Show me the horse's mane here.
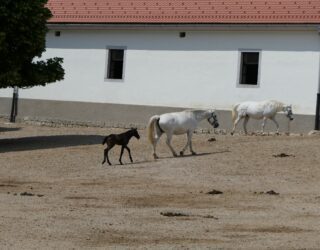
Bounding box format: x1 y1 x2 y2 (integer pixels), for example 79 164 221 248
267 100 285 112
183 109 212 119
184 109 206 113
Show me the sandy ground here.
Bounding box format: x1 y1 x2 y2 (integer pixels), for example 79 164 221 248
0 119 320 249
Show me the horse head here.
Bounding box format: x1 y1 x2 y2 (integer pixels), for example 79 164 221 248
207 110 219 128
284 105 294 121
131 127 141 139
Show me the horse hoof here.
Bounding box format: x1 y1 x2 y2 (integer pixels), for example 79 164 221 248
191 152 197 155
153 153 159 159
180 151 184 156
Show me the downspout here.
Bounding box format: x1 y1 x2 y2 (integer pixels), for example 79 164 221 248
316 87 320 130
315 28 320 130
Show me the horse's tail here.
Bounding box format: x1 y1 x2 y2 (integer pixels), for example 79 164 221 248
147 115 160 145
232 103 240 122
102 135 109 145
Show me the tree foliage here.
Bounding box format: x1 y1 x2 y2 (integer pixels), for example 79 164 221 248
0 0 64 88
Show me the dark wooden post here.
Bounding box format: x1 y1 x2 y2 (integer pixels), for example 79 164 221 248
10 86 19 123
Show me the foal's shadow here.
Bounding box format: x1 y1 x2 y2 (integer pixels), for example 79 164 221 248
105 159 151 167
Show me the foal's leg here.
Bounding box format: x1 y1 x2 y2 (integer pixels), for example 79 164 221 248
125 146 133 163
243 116 249 135
165 132 178 157
119 146 125 165
102 145 114 165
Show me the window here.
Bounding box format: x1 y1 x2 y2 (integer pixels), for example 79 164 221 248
107 49 124 80
239 52 260 85
179 32 186 38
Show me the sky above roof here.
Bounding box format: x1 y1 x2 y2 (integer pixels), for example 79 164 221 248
47 0 320 24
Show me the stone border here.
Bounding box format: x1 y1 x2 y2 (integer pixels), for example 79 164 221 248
0 115 227 135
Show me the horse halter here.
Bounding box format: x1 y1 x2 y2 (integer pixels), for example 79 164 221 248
207 112 219 128
284 106 294 121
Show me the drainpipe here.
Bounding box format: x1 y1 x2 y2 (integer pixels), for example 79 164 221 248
316 93 320 130
10 86 19 123
315 52 320 129
316 30 320 130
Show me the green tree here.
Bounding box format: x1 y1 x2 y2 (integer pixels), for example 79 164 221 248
0 0 64 88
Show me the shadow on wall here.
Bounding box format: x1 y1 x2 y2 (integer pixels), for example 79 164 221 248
47 30 320 52
0 135 104 153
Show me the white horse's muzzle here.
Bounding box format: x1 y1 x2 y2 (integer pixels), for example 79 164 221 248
208 117 219 128
287 113 294 121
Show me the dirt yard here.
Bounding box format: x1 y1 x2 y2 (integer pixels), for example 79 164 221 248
0 119 320 249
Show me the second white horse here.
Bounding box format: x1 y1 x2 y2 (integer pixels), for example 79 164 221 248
231 100 293 135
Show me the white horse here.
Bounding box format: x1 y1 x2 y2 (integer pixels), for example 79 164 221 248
147 109 219 159
231 100 293 135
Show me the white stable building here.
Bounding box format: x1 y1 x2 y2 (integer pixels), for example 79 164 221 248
1 0 320 132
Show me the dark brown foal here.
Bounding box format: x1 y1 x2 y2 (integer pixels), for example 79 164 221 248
102 128 140 165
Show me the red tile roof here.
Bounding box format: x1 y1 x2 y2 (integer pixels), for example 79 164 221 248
47 0 320 24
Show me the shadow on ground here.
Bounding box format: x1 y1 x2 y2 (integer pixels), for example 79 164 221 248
0 135 104 153
160 150 231 159
0 127 21 133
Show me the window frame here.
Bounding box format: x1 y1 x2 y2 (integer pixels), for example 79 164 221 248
105 46 127 82
237 49 262 88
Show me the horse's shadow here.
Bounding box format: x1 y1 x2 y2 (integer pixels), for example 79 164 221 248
159 150 231 159
101 152 231 167
118 151 231 165
0 135 105 153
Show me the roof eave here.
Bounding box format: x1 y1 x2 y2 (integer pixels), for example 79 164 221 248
47 22 320 31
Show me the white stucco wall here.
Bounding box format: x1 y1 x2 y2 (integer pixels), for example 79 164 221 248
1 28 319 114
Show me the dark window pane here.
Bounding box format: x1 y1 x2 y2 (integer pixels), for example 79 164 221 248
243 53 259 64
107 49 124 79
240 52 259 85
